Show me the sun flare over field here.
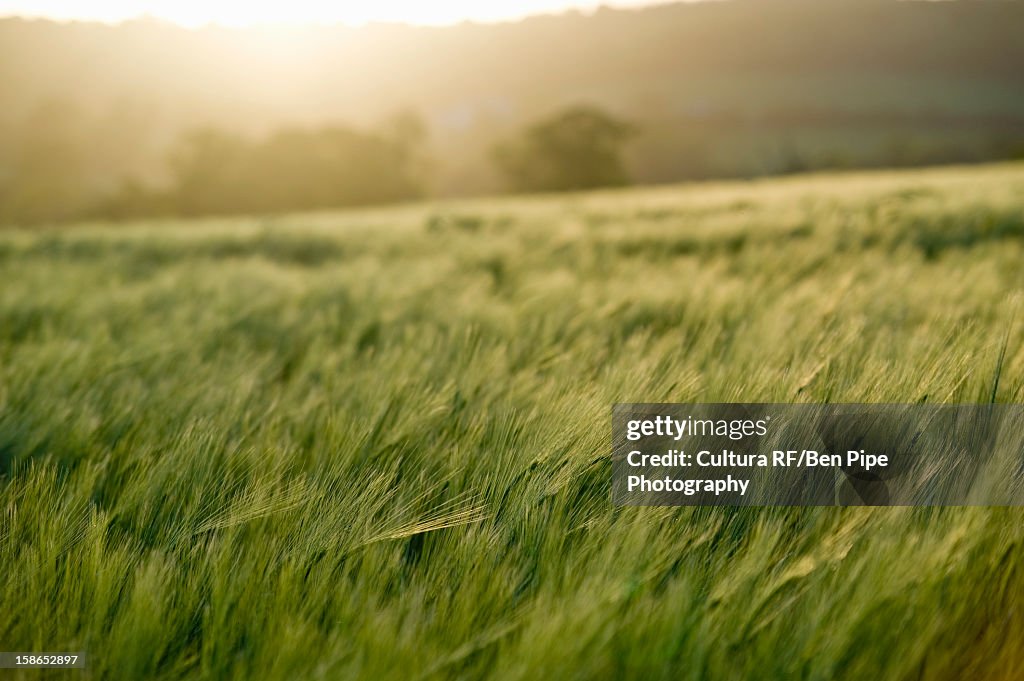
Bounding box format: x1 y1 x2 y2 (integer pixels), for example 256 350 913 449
0 0 659 26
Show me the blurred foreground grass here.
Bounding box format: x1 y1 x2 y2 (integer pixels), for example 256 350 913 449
2 163 1024 679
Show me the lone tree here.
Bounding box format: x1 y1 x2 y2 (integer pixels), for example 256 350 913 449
493 105 636 193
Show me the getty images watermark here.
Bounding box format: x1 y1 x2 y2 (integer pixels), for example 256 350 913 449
613 404 1024 506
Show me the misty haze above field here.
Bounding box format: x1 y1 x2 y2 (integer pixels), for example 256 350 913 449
1 0 1023 206
0 0 667 27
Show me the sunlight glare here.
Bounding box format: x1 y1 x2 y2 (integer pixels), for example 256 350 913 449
0 0 659 27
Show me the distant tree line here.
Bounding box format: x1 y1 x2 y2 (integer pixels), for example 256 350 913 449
96 111 430 221
0 102 638 225
4 92 1024 226
0 103 427 224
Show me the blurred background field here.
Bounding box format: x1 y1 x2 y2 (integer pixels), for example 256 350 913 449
2 0 1024 224
1 162 1023 679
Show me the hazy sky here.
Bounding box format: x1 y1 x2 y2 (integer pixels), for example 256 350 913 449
0 0 668 27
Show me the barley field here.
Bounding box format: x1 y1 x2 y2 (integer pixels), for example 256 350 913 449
2 163 1024 679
